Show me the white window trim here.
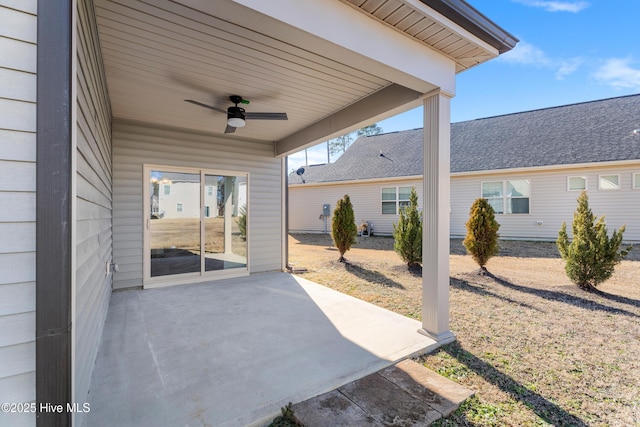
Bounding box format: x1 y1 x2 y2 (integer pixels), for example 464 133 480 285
567 176 587 191
598 174 621 190
163 184 171 195
633 173 640 190
176 202 183 212
381 186 412 215
481 179 531 215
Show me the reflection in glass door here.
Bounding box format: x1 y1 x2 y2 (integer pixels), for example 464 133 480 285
147 167 247 280
149 171 201 277
204 175 247 272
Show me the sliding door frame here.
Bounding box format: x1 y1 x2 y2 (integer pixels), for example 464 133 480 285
142 164 249 288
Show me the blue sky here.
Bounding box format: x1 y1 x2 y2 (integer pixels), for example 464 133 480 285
288 0 640 171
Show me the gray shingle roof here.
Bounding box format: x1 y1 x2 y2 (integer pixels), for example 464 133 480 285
289 94 640 184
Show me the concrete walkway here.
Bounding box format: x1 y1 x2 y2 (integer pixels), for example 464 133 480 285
86 272 442 426
293 359 473 426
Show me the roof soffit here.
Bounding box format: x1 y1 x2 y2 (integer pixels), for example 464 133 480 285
340 0 517 72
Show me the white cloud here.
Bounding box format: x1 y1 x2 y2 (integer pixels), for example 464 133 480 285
514 0 590 12
555 58 583 80
498 41 581 79
499 41 551 66
593 58 640 90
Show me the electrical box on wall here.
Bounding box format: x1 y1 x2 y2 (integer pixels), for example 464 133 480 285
322 204 330 217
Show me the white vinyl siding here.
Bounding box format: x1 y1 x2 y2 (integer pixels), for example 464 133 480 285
568 176 586 191
599 174 620 190
0 2 37 426
75 1 113 424
451 166 640 242
112 120 282 290
291 166 640 242
289 179 422 235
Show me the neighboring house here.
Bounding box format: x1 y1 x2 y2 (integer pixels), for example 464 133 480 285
289 94 640 242
150 172 246 219
0 1 515 425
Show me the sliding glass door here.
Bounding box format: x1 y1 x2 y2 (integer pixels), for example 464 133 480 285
146 166 248 283
203 174 248 272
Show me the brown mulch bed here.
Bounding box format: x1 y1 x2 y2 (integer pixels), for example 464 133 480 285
288 234 640 427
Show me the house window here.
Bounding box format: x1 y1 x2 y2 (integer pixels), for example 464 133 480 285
482 180 530 214
163 184 171 195
634 173 640 189
381 186 412 214
176 202 183 212
207 186 214 196
599 174 620 190
568 176 586 191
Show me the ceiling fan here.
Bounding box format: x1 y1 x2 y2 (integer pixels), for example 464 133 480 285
184 95 288 133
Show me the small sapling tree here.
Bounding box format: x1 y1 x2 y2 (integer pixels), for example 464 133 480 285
392 187 422 268
331 195 358 262
557 191 631 291
236 204 247 241
463 198 500 272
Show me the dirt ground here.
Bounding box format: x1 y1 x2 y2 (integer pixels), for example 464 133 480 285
288 233 640 427
149 217 246 256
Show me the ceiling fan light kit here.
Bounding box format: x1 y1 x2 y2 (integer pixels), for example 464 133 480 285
227 106 246 128
185 95 287 134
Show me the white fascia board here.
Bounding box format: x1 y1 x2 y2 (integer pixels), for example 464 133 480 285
289 175 423 188
403 0 499 57
179 0 457 94
451 159 640 178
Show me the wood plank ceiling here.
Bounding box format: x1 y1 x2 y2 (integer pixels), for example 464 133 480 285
94 0 391 142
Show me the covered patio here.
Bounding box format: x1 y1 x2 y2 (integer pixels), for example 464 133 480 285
85 272 438 426
24 1 515 425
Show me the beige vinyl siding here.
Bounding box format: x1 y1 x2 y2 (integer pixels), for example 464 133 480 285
451 165 640 242
0 1 37 426
112 120 282 289
75 0 113 423
289 179 422 235
291 164 640 242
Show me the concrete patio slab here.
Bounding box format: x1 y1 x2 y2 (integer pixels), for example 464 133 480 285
85 272 439 426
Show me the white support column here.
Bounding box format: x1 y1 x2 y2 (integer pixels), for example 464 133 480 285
419 91 455 344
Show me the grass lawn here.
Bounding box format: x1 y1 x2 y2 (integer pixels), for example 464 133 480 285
288 234 640 426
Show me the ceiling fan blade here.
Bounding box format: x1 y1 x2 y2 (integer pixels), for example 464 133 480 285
224 124 237 134
184 99 226 114
245 112 288 120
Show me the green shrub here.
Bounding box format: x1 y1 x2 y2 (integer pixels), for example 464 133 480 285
268 403 304 427
463 198 500 270
557 191 631 290
331 195 358 262
392 187 422 268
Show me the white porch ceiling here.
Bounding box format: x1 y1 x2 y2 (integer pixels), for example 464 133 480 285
93 0 510 152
